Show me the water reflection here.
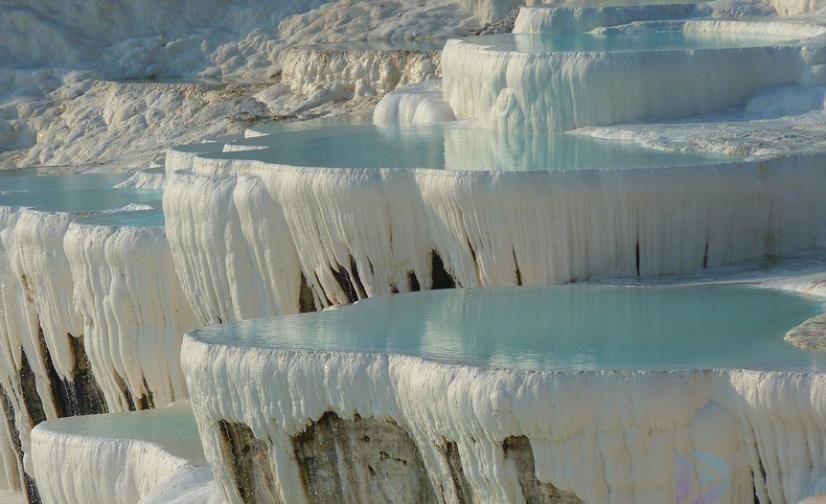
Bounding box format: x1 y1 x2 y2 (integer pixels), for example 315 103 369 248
210 121 729 172
195 284 826 372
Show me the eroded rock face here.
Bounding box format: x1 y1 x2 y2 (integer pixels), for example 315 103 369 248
218 421 279 504
502 436 583 504
10 333 107 504
0 385 38 504
59 334 108 418
210 413 590 504
291 412 437 504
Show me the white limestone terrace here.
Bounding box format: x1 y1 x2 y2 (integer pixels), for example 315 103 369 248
30 402 221 504
162 115 826 325
574 82 826 158
373 80 458 125
512 1 714 34
4 0 826 173
8 253 825 504
182 281 826 503
464 0 826 24
443 17 826 132
439 4 826 159
0 170 195 500
9 1 826 503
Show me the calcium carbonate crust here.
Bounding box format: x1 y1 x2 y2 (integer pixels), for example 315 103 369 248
0 206 196 498
164 147 826 326
29 404 222 504
442 19 826 132
373 81 457 125
281 45 442 98
182 330 826 504
512 3 711 35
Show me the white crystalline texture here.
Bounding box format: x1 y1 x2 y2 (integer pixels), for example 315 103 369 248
489 0 826 19
0 206 196 498
9 0 826 502
458 0 826 27
0 209 39 486
0 421 20 496
164 141 228 178
182 333 826 504
32 423 191 504
63 224 195 410
4 81 277 171
513 3 710 34
460 0 522 24
114 171 165 191
1 209 195 412
30 403 222 504
785 313 826 351
9 211 82 381
769 0 826 15
442 30 816 131
373 81 456 125
281 45 441 98
577 82 826 159
164 153 826 322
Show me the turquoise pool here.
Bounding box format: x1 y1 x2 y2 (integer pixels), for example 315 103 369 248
192 284 826 372
215 120 730 171
0 171 163 226
38 405 201 461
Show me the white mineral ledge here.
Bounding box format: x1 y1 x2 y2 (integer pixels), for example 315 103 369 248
787 313 826 352
30 402 223 504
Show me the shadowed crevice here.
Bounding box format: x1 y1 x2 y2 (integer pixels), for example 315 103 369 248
330 257 365 304
114 373 136 411
0 383 40 504
19 349 46 426
407 271 421 292
138 377 154 411
299 273 318 313
703 240 709 270
62 334 108 416
349 256 367 299
431 251 455 290
27 326 108 419
443 440 475 504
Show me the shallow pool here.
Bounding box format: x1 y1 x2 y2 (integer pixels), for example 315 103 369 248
0 171 163 226
216 120 730 171
39 404 201 461
193 284 826 372
76 208 164 227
